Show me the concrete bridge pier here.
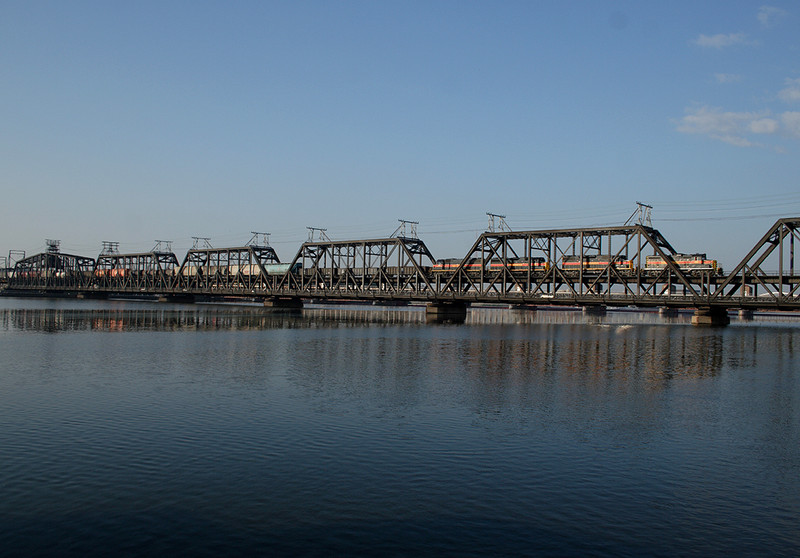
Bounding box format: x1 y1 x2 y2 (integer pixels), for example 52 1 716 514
426 302 467 323
691 307 730 327
158 294 196 303
738 309 754 321
659 307 679 317
582 305 607 316
77 292 108 300
263 297 303 311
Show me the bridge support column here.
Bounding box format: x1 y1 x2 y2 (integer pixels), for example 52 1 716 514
263 297 303 311
738 309 754 321
691 307 730 327
77 292 108 300
158 294 196 303
659 307 679 317
582 305 606 316
426 302 467 323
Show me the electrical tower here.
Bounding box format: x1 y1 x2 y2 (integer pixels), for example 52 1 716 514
8 250 25 267
46 239 61 253
487 213 511 233
192 237 213 249
248 231 271 247
625 202 653 227
391 219 419 239
101 241 120 255
307 227 330 242
153 240 173 253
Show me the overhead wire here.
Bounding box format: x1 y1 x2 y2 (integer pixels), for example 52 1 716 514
10 192 800 258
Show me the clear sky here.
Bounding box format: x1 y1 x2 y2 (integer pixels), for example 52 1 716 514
2 1 799 268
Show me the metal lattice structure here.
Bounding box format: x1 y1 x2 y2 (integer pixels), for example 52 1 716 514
3 218 800 316
9 251 95 290
175 245 281 293
277 236 437 299
711 217 799 309
437 225 719 306
93 251 181 292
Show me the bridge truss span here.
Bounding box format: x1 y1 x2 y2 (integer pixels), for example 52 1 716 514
93 251 181 292
176 245 281 293
10 251 95 290
711 217 800 309
438 225 717 305
5 217 800 314
277 236 438 299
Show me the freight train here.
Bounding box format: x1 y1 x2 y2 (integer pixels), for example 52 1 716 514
91 262 302 279
10 252 722 286
431 257 549 272
429 253 721 276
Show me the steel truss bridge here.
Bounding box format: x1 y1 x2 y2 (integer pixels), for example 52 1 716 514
4 217 800 325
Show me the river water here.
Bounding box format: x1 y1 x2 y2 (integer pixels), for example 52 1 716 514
1 297 798 557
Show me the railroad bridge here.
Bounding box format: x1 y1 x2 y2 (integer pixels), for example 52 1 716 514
4 217 800 326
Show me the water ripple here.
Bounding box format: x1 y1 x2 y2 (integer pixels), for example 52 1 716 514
1 299 799 556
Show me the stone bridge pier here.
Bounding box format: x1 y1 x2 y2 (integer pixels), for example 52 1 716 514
691 307 731 326
425 301 467 323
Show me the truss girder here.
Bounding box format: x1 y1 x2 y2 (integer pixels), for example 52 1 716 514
176 246 280 293
277 237 437 298
4 220 800 310
93 252 180 292
711 218 800 306
9 252 95 290
438 225 705 302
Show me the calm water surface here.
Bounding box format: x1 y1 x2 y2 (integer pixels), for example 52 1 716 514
1 298 799 557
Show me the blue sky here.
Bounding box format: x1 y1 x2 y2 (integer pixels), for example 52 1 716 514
2 1 799 268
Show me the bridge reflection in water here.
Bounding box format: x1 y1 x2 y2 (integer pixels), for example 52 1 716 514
3 302 798 385
5 302 800 331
